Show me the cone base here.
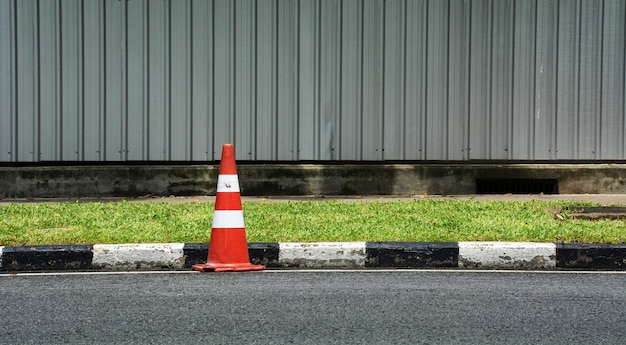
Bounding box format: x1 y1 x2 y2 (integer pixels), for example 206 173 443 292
192 262 266 272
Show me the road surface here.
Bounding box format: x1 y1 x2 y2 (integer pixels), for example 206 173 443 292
1 270 625 344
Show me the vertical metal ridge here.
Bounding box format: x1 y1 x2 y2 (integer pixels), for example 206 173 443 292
124 0 129 161
423 0 429 159
379 0 384 160
292 0 299 160
597 0 604 158
464 0 471 160
359 0 364 161
620 0 626 159
595 0 603 158
295 0 300 160
36 0 41 162
575 0 582 157
402 0 408 160
249 0 256 160
420 0 427 159
13 0 18 162
552 0 560 159
145 0 151 161
210 0 215 159
189 0 193 160
232 0 237 149
336 0 343 160
78 0 84 161
445 0 451 161
80 0 85 161
253 0 258 160
58 0 64 161
509 0 516 159
3 0 17 162
487 0 493 158
101 0 106 160
274 0 279 160
380 0 386 160
532 0 538 159
315 0 320 160
167 0 172 160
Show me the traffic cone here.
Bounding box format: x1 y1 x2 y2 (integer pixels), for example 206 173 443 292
192 144 266 272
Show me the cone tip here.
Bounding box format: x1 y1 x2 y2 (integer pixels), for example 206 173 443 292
219 144 237 175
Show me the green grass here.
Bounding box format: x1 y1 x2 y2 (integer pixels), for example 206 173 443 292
1 200 625 246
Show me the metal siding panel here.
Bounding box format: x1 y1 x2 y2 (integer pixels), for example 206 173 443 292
255 0 277 160
600 0 625 159
382 0 405 160
426 0 448 160
404 0 427 160
511 0 536 160
339 0 362 160
447 0 470 161
277 0 297 160
170 0 191 160
468 0 491 160
234 0 256 161
127 0 149 161
298 0 318 160
578 0 602 159
361 0 383 160
16 0 38 162
319 0 339 160
104 0 126 161
83 1 104 161
0 0 16 162
555 0 580 160
60 0 82 161
490 0 514 160
213 0 234 160
148 0 169 160
3 0 626 164
191 0 213 161
38 0 61 161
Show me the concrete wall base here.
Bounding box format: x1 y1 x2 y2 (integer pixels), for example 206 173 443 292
1 163 625 198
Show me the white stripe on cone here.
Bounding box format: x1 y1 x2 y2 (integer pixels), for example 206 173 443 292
216 174 240 192
212 210 245 228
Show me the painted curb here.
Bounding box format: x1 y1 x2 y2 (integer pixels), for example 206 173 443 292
279 242 367 268
458 242 556 269
92 243 185 270
0 242 625 272
365 242 459 268
0 245 93 271
556 243 626 270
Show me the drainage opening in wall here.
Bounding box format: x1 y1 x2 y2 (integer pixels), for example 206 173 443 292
476 179 559 194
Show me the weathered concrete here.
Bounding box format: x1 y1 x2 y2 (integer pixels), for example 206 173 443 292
0 245 93 271
1 163 625 198
91 243 186 270
278 242 367 268
458 242 557 269
365 242 459 268
556 243 626 270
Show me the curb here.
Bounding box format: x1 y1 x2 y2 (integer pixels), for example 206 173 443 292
1 242 626 272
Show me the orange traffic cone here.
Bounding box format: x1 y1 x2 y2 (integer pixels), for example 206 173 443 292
192 144 266 272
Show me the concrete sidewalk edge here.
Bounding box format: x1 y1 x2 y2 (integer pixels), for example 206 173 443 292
2 242 626 272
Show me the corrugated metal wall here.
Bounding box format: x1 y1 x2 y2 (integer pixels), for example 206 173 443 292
1 0 625 162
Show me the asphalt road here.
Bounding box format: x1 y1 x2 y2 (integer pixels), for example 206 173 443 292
1 270 625 345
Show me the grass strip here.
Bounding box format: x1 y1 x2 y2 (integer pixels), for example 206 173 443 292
1 200 625 246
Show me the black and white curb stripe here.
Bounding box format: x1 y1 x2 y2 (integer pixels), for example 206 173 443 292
1 242 626 272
